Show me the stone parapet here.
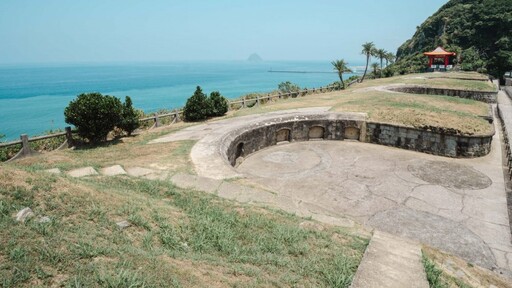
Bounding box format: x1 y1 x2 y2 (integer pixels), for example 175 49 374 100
365 122 494 157
387 85 497 103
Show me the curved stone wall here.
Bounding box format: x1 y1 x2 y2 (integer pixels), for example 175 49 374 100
366 122 494 157
219 112 495 167
387 85 497 103
220 113 366 166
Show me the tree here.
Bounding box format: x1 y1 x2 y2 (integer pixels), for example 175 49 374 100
208 91 229 117
376 48 387 77
183 86 211 121
64 92 123 144
118 96 140 136
361 42 376 82
371 63 380 77
385 52 395 66
331 59 353 89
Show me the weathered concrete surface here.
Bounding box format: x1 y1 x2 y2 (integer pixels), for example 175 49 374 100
153 106 512 276
350 230 429 288
237 137 512 275
101 165 127 176
45 168 61 174
125 167 156 177
171 173 222 194
67 167 98 178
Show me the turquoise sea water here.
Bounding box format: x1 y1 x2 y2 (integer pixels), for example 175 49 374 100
0 61 358 141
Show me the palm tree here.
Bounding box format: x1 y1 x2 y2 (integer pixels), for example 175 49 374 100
376 49 387 77
385 52 395 67
371 62 380 78
331 59 352 89
361 42 376 83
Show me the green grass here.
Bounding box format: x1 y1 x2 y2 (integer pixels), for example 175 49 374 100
0 167 368 287
422 252 473 288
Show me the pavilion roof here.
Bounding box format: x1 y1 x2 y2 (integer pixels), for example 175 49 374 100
423 46 456 56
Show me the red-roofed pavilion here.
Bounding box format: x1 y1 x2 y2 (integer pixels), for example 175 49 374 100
424 47 456 69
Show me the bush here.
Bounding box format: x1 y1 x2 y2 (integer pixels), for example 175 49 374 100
184 86 211 122
208 91 228 117
64 92 123 143
278 81 301 94
382 66 395 78
118 96 140 136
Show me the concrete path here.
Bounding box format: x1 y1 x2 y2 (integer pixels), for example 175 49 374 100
350 230 429 288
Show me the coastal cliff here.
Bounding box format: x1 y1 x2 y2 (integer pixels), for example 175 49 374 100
394 0 512 81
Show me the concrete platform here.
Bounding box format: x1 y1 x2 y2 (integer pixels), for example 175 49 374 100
153 107 512 277
237 137 512 275
350 230 429 288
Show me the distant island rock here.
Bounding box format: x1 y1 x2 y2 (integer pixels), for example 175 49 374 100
247 53 263 62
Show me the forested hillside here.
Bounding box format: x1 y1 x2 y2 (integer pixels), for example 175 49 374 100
394 0 512 82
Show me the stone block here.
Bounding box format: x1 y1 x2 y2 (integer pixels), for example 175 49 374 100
68 167 98 178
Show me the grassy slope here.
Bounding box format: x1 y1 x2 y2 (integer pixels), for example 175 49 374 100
0 126 368 287
232 72 493 135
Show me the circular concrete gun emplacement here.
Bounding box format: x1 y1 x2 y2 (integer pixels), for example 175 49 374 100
151 108 511 276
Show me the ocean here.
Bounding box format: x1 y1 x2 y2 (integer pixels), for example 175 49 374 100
0 61 360 141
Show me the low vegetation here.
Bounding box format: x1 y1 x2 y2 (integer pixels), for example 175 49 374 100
422 247 512 288
64 93 140 144
0 125 368 287
183 86 229 121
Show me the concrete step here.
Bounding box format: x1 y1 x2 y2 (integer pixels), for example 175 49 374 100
350 230 429 288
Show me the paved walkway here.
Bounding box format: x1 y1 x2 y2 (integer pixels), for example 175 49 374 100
350 231 429 288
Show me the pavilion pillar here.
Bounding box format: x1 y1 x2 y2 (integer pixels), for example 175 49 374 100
444 56 449 66
428 57 433 67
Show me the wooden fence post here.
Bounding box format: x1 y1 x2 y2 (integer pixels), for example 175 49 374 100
256 96 260 106
154 116 160 128
65 126 73 147
242 97 246 108
175 110 181 122
20 134 31 157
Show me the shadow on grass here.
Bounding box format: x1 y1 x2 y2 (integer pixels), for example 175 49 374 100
72 137 124 151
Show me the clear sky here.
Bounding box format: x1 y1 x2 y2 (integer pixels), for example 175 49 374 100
0 0 448 64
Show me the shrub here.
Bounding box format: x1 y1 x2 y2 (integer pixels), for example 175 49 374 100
208 91 228 117
118 96 140 136
64 92 123 143
278 81 301 94
183 86 211 122
382 66 395 78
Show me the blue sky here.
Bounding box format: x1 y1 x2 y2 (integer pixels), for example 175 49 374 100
0 0 448 64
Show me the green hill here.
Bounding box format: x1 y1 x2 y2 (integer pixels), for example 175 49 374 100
394 0 512 82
